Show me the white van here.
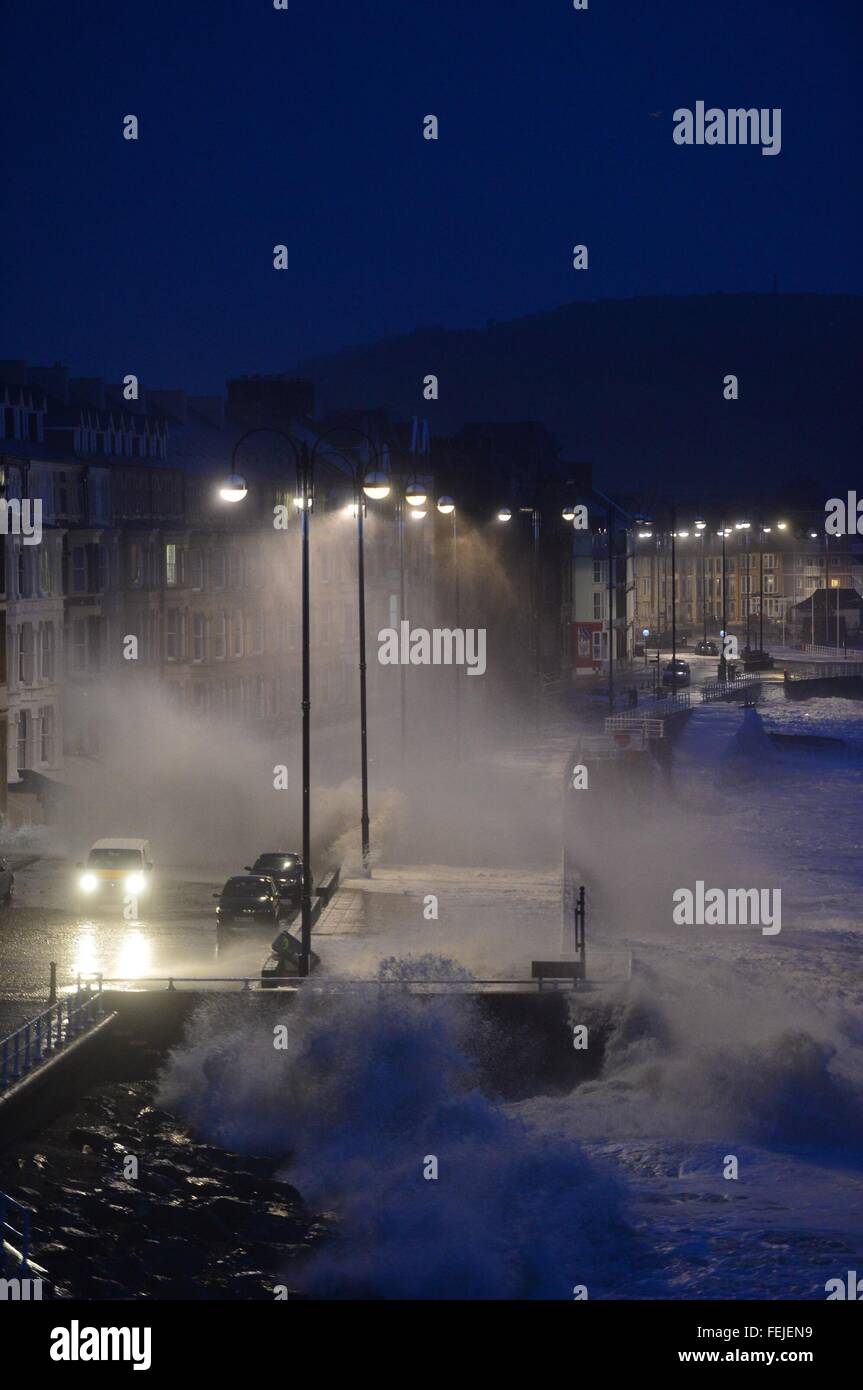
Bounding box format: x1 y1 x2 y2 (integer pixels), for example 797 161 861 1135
77 838 154 900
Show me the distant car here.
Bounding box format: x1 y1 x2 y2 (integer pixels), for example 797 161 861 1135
76 838 154 902
244 853 307 906
214 875 281 926
694 639 718 656
0 857 14 908
662 658 691 688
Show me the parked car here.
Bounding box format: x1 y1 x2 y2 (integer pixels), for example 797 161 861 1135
662 658 691 688
694 638 719 656
76 838 154 902
244 852 307 906
214 875 281 926
0 857 14 908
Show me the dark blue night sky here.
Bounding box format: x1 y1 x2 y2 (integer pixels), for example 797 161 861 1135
2 1 860 392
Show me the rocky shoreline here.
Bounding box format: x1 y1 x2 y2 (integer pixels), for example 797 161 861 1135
0 1078 329 1299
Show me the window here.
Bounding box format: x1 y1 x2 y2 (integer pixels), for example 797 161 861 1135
211 546 225 589
97 545 109 592
41 623 55 681
232 615 243 658
214 613 227 660
54 472 69 514
40 546 52 595
229 548 242 589
593 592 603 620
166 608 186 661
17 548 31 598
40 706 55 763
72 547 87 593
17 711 29 773
189 548 204 590
192 613 205 663
764 553 775 570
251 611 264 655
764 575 776 595
129 543 143 587
18 622 34 684
165 543 178 587
71 619 87 672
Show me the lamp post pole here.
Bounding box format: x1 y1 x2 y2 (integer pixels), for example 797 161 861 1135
701 531 708 642
607 512 614 711
670 507 677 695
228 427 314 974
453 508 462 750
299 443 313 969
759 522 765 653
718 520 728 682
313 427 385 876
399 491 408 773
356 486 371 871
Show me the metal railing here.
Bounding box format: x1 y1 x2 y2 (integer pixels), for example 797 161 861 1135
76 974 585 994
0 980 105 1093
604 714 665 739
647 691 691 715
802 643 861 661
701 673 763 702
785 662 863 682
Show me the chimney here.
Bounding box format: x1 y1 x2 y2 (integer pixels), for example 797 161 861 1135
29 362 70 405
69 377 106 409
148 389 188 424
189 395 225 429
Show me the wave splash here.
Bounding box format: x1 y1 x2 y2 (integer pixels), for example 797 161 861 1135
157 962 641 1299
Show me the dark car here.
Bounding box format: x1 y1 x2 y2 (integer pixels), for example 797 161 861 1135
244 853 307 905
694 638 718 656
662 658 691 688
0 857 14 908
214 875 280 926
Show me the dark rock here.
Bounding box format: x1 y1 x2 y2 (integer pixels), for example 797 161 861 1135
67 1128 125 1156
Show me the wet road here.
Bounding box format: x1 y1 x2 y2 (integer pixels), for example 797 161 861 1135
0 859 289 1031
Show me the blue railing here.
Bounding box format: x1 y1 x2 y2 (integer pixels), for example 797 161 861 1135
0 980 105 1092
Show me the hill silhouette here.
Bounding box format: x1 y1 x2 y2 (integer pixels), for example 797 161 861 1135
296 294 861 501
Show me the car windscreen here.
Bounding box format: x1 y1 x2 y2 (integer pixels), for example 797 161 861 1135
87 849 143 869
224 878 271 896
254 856 299 871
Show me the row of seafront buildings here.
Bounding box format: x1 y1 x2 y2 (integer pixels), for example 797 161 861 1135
1 356 858 823
0 364 441 825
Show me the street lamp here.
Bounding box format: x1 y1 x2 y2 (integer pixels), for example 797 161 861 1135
405 482 427 508
314 427 390 876
436 496 461 749
223 427 314 976
219 475 248 503
497 507 512 522
363 471 391 501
